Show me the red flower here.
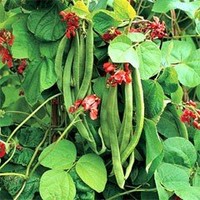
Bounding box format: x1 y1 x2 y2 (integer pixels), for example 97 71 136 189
147 17 167 39
69 94 101 120
103 62 116 73
0 29 14 46
180 100 200 130
102 28 121 42
60 11 79 39
0 47 13 68
107 69 132 86
0 140 6 158
69 99 82 113
17 59 27 74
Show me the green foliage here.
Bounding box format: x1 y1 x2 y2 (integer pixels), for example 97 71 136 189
0 0 200 199
75 153 107 193
39 140 77 170
39 170 76 200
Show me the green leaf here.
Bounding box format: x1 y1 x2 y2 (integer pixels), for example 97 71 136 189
22 57 57 105
192 168 200 187
152 0 200 18
0 3 6 23
144 119 163 172
2 85 21 108
142 80 165 120
17 127 44 148
108 34 139 68
175 186 200 200
0 111 13 127
137 41 162 80
39 140 77 170
27 4 65 41
4 0 21 11
69 168 95 200
75 153 107 193
11 15 40 60
194 131 200 151
92 77 107 99
156 163 190 191
175 63 200 87
39 170 76 200
163 137 197 168
93 10 121 34
171 84 183 104
158 67 179 94
196 84 200 101
157 110 180 138
127 32 146 43
113 0 136 20
39 41 59 58
11 148 34 166
72 1 90 18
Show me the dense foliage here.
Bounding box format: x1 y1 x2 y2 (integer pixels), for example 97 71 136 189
0 0 200 199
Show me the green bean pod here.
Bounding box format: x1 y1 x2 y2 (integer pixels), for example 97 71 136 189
121 68 144 164
107 86 125 189
100 87 111 148
119 81 133 153
76 21 94 100
72 31 80 96
63 39 92 142
55 36 70 91
78 32 86 86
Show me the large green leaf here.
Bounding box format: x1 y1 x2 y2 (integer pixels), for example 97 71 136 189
175 63 200 87
0 3 6 23
142 80 165 120
163 137 197 168
22 57 57 105
113 0 136 20
108 34 139 68
75 153 107 193
27 4 65 41
161 40 200 87
144 119 163 172
11 15 39 60
93 10 121 34
153 0 200 18
155 163 190 191
39 140 77 170
39 170 76 200
137 41 162 80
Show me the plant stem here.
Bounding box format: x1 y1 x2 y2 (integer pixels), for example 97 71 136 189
0 173 26 179
13 180 27 200
25 129 49 177
107 187 157 200
6 93 61 143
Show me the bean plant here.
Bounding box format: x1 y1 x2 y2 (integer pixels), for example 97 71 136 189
0 0 200 199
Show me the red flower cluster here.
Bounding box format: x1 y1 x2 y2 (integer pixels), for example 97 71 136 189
0 29 14 68
69 94 101 120
147 17 167 39
60 11 79 39
103 62 132 86
180 100 200 130
102 28 121 42
130 17 166 40
0 140 6 158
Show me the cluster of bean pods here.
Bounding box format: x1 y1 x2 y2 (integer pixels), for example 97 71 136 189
55 19 145 188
